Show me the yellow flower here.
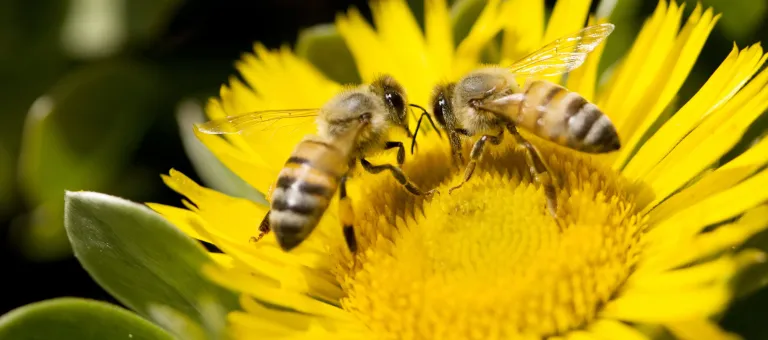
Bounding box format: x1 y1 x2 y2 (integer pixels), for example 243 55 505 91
149 0 768 339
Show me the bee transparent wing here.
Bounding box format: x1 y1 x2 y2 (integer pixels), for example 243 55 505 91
508 23 615 77
195 108 320 135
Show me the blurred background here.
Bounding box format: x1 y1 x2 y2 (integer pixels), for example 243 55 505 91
1 0 767 338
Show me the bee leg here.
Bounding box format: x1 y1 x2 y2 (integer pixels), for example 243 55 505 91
409 106 443 154
384 141 406 166
450 134 465 166
360 158 439 198
249 211 272 244
338 175 358 253
448 131 503 194
506 124 562 227
450 130 468 166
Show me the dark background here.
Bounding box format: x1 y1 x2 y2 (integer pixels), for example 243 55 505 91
2 0 767 338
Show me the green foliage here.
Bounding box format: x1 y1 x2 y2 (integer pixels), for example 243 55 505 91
13 61 164 260
61 0 183 59
18 62 162 206
0 145 12 214
296 24 361 85
0 0 192 261
0 0 69 214
64 191 239 337
688 0 766 42
0 298 173 340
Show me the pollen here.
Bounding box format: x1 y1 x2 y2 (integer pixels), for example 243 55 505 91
333 138 645 339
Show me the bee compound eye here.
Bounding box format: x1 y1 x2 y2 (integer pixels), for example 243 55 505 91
432 92 448 128
385 91 406 120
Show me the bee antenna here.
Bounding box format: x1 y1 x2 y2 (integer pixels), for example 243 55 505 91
408 104 443 155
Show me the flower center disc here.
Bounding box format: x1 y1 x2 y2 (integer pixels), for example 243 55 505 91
335 139 645 339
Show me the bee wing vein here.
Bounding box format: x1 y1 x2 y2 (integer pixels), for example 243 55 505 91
196 109 320 134
508 23 615 77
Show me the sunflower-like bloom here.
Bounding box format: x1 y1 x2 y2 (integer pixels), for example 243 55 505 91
150 0 768 338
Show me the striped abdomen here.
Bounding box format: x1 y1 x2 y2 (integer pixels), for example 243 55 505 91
514 80 620 153
269 136 350 251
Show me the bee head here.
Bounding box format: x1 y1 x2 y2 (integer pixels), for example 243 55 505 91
319 90 379 138
371 74 408 128
430 83 455 130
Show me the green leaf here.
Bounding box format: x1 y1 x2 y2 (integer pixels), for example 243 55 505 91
176 99 266 205
295 23 360 84
64 191 239 335
0 298 173 340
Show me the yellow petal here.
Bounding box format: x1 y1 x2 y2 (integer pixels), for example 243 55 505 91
425 0 453 76
370 0 428 74
453 0 511 78
612 4 720 170
336 8 396 83
209 252 235 269
648 135 768 222
238 294 316 331
238 45 340 108
542 0 591 44
146 203 210 243
202 263 351 320
628 250 766 292
665 319 742 340
567 16 609 102
221 76 261 114
234 48 341 168
193 128 277 195
160 169 268 243
643 68 768 206
623 44 767 179
601 286 730 322
227 310 365 340
565 330 600 340
500 0 545 63
587 320 650 340
227 310 303 338
644 168 768 251
539 0 591 84
640 207 768 272
202 98 259 158
598 0 679 133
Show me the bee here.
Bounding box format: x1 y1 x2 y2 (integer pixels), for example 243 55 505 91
423 23 620 220
197 75 439 253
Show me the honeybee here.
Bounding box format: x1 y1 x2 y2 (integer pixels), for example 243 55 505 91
197 75 439 253
425 23 620 220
